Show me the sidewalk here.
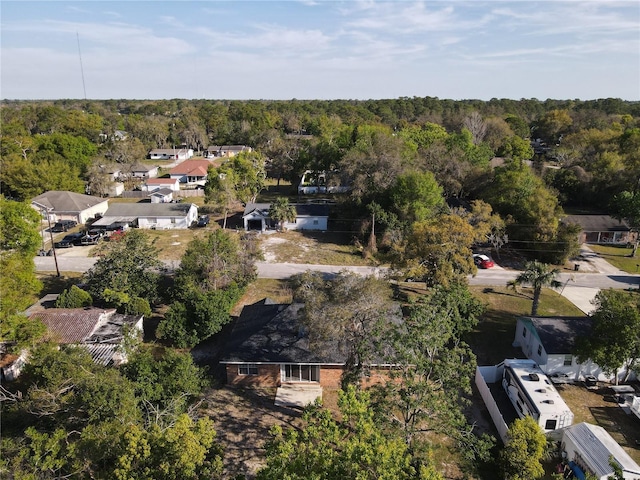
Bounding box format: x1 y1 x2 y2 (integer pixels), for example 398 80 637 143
559 245 627 314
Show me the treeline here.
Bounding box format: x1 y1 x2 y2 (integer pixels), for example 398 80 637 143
1 97 638 262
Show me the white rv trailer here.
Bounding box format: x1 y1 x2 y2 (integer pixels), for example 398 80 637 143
502 359 574 432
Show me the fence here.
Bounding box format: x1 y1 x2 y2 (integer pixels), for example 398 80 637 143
475 365 509 443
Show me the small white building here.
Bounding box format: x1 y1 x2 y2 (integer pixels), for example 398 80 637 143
149 148 194 160
562 422 640 480
513 316 636 383
243 202 329 232
130 164 159 179
92 203 198 230
143 178 181 192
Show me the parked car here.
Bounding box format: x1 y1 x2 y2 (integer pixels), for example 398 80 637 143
51 220 78 232
197 215 210 227
549 372 571 384
473 254 495 269
79 232 102 246
54 233 82 248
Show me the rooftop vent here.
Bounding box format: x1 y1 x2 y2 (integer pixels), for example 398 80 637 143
529 373 540 381
536 388 547 393
544 399 555 404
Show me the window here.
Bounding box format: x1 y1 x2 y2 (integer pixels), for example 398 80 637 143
313 219 318 225
522 328 527 337
238 364 258 375
564 355 572 366
282 364 320 382
537 345 542 356
545 419 557 430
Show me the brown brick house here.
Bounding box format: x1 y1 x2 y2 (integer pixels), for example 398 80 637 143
219 300 390 390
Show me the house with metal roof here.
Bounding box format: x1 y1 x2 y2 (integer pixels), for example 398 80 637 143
31 191 109 224
92 202 198 230
29 308 143 367
561 422 640 480
513 316 636 383
243 202 329 231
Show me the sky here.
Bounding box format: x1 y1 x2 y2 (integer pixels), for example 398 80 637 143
1 0 639 101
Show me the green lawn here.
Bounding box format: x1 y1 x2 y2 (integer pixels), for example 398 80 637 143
587 244 640 273
468 286 585 365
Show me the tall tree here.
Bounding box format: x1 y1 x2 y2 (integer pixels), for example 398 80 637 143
398 214 476 287
257 386 442 480
509 261 561 316
374 285 493 464
500 416 546 480
83 229 162 305
576 289 640 383
204 166 238 229
0 198 45 349
268 197 297 232
389 171 446 224
292 271 398 386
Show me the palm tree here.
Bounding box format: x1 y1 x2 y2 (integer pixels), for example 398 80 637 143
269 197 296 232
510 260 562 316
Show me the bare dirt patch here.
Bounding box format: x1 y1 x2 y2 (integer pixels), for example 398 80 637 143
201 387 304 479
259 230 376 266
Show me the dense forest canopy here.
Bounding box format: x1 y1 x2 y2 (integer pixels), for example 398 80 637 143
1 96 638 263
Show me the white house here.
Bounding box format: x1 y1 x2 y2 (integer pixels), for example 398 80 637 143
143 178 181 192
130 163 159 179
149 188 173 204
561 423 640 480
31 191 109 224
513 316 636 383
92 203 198 230
243 202 329 232
148 148 194 160
219 145 252 157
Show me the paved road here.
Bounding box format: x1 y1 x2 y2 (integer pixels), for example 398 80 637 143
34 255 639 290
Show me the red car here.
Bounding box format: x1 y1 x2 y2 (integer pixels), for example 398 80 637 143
473 254 495 269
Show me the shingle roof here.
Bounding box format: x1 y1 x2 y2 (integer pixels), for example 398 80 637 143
31 191 107 213
101 202 194 218
146 178 178 185
562 215 630 232
220 303 348 364
30 308 116 343
149 148 189 155
169 159 213 176
522 316 593 354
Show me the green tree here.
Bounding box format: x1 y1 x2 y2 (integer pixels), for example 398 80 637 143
228 151 267 204
55 285 93 308
509 261 561 316
399 214 476 287
389 171 446 224
204 166 238 229
374 285 493 464
268 197 297 231
611 190 640 256
83 229 162 304
292 271 397 386
0 198 45 348
576 289 640 383
257 386 441 480
501 416 546 480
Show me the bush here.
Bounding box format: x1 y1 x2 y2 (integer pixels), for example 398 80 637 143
124 297 152 317
55 285 93 308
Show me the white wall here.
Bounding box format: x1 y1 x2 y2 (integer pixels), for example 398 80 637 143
284 217 327 231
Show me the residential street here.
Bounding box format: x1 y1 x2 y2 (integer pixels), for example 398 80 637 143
34 251 639 315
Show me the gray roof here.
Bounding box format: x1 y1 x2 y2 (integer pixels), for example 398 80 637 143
243 202 329 218
32 191 107 213
220 302 348 364
101 202 194 218
562 215 630 232
521 316 593 354
149 188 173 196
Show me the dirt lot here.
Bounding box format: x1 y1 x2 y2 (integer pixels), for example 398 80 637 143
200 387 304 479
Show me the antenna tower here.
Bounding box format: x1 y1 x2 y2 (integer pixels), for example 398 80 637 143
77 32 87 100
